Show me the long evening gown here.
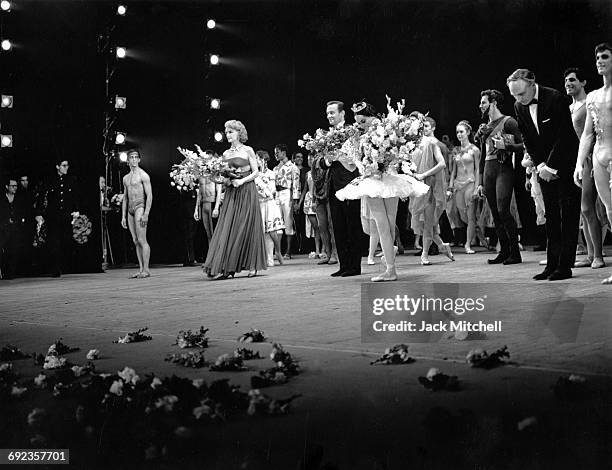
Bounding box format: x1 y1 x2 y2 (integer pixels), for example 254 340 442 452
203 148 267 276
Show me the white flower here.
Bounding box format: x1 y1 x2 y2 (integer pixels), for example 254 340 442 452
27 408 47 426
192 378 205 389
118 366 139 385
0 362 12 372
297 139 304 147
34 374 47 388
407 119 422 136
109 380 124 396
154 395 179 412
11 385 27 397
43 355 66 370
47 344 57 355
150 377 162 389
569 374 586 383
426 368 441 381
86 349 100 360
71 365 86 377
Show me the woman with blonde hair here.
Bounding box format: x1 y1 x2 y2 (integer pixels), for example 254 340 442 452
203 120 267 279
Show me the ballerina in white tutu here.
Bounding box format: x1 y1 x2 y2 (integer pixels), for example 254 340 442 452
336 101 429 281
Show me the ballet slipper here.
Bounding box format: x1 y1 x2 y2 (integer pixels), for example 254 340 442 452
591 258 605 269
465 244 476 254
367 257 376 265
371 267 398 282
420 254 432 266
137 271 150 278
441 243 455 261
602 275 612 285
129 272 142 279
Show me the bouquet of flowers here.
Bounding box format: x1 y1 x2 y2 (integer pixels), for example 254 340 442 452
298 125 360 159
113 327 152 344
110 193 124 208
171 145 235 190
298 128 329 155
71 213 92 245
357 95 425 176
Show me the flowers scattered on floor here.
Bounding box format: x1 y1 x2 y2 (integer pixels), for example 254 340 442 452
86 349 100 360
174 327 209 349
48 339 80 356
43 355 68 370
209 354 247 371
247 389 301 416
251 343 299 388
113 327 152 344
466 346 510 369
553 374 587 400
165 352 208 368
238 328 266 343
418 367 461 391
370 344 415 365
233 348 262 360
0 344 29 361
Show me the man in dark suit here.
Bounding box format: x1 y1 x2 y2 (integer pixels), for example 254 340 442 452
507 68 581 280
0 178 27 279
35 159 80 277
318 100 362 277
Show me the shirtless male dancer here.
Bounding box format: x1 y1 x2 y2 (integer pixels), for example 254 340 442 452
574 43 612 284
121 148 153 278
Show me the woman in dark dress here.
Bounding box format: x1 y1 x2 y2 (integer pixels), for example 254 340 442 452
203 120 267 279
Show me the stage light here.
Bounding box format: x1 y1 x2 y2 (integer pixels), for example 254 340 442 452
206 19 216 29
117 5 126 16
116 47 126 59
1 1 11 12
210 98 220 110
209 54 219 65
214 131 223 142
1 39 11 51
115 132 126 145
1 95 13 108
115 95 126 109
119 151 128 162
1 134 12 148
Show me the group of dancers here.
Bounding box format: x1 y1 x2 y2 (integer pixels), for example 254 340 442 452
192 42 611 284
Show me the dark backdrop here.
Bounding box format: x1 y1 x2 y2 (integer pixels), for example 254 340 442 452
0 0 610 266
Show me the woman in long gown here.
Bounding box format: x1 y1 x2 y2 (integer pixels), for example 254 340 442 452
203 120 267 279
336 102 429 281
409 111 455 265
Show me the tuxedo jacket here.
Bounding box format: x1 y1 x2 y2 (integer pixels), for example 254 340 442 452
513 85 578 177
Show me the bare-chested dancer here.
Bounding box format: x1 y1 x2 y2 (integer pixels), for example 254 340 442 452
574 43 612 284
121 148 153 278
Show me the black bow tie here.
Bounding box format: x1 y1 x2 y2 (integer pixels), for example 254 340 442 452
527 98 538 105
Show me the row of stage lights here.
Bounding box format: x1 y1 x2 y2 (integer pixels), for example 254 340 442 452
108 5 223 154
1 1 14 147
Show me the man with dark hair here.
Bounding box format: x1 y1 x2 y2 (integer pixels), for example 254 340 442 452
35 159 80 277
508 68 581 280
121 148 153 278
565 67 606 270
475 89 524 266
319 100 362 276
0 178 26 279
273 143 300 258
17 173 35 275
574 43 612 284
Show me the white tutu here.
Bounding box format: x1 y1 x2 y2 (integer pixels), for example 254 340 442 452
336 173 429 201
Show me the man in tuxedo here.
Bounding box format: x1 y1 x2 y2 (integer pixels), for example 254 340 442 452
318 100 361 277
507 68 581 280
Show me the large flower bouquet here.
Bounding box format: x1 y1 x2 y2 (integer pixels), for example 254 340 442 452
356 95 425 176
72 213 92 245
298 125 360 159
170 145 234 190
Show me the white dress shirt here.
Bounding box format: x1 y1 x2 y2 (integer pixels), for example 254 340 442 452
529 84 539 134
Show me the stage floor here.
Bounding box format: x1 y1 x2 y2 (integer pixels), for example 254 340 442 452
1 249 611 468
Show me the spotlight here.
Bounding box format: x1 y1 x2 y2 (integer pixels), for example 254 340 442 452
116 47 126 59
0 134 12 148
209 54 219 65
115 95 126 109
214 131 223 142
206 19 216 29
1 1 11 12
119 151 128 162
115 132 126 145
117 5 126 16
1 95 13 108
1 39 11 51
210 98 220 110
